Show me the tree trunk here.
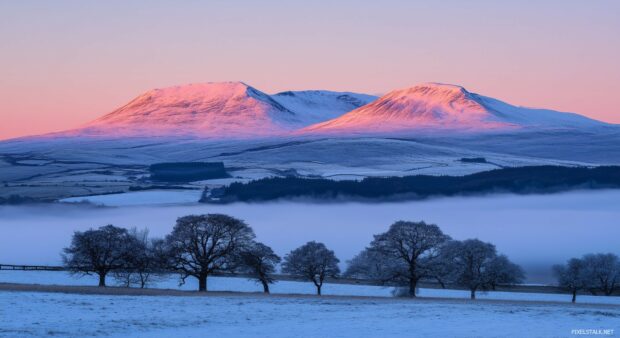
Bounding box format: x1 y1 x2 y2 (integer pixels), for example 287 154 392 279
261 280 270 294
572 290 577 303
408 278 417 297
98 272 106 287
316 284 322 296
198 274 208 292
470 289 476 300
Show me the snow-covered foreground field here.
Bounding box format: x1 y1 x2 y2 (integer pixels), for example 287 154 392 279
2 270 620 305
1 289 618 338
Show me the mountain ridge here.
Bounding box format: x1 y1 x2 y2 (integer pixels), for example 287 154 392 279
13 81 615 140
302 82 608 135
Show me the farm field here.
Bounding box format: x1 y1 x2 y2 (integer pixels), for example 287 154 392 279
1 284 618 338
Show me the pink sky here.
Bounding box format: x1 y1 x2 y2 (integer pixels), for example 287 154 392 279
1 1 619 140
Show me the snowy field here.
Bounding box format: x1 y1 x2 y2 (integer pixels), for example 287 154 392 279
2 270 620 305
1 288 618 338
4 132 618 201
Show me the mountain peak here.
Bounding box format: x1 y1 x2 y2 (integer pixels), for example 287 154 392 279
302 82 608 135
383 82 477 102
101 82 266 119
80 82 300 138
402 82 469 93
302 82 508 134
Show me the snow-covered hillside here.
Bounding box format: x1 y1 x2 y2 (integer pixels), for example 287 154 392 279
50 84 378 139
1 81 619 201
303 83 609 135
62 82 303 138
25 81 614 140
272 90 377 125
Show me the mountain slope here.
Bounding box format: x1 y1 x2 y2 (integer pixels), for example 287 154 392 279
303 83 608 135
272 90 377 125
57 84 378 139
70 82 302 138
15 81 613 141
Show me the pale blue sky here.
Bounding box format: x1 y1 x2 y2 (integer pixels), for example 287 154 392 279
1 0 619 138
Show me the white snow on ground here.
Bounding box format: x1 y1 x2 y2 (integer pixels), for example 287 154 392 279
2 271 620 305
0 289 618 338
60 189 203 206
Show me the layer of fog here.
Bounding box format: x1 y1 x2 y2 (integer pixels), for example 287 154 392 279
2 190 619 283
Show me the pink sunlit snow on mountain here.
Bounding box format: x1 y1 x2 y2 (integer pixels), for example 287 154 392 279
52 82 608 140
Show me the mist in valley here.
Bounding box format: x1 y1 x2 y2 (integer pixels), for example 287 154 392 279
2 189 619 284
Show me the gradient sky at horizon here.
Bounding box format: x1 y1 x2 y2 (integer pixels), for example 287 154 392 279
1 0 619 140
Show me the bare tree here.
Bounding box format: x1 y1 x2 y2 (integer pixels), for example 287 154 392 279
553 258 589 303
486 254 525 290
237 242 281 293
282 241 340 295
353 221 450 297
582 253 620 296
441 239 497 299
62 225 136 287
113 228 167 288
344 248 385 280
164 214 255 292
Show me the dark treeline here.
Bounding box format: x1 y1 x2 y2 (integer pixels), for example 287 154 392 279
203 166 620 203
60 215 619 302
0 194 45 205
150 162 228 182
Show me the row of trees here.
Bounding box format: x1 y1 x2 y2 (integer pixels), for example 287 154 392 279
64 215 273 292
63 215 526 298
62 214 340 294
344 221 524 299
553 253 620 303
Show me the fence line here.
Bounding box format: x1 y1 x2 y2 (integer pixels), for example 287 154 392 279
1 263 576 295
0 264 66 271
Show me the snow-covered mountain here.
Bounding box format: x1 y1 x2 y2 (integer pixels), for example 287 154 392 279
47 81 611 140
67 82 303 138
56 83 377 139
303 83 608 135
271 90 377 125
2 81 619 201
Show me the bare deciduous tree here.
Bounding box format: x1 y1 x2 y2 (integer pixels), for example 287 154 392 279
352 221 450 297
582 253 620 296
113 228 167 288
237 242 281 293
62 225 136 287
441 239 497 299
486 254 525 290
344 248 385 280
553 258 589 303
282 241 340 295
164 214 255 292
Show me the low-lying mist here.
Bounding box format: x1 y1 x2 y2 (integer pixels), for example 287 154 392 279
2 189 619 284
